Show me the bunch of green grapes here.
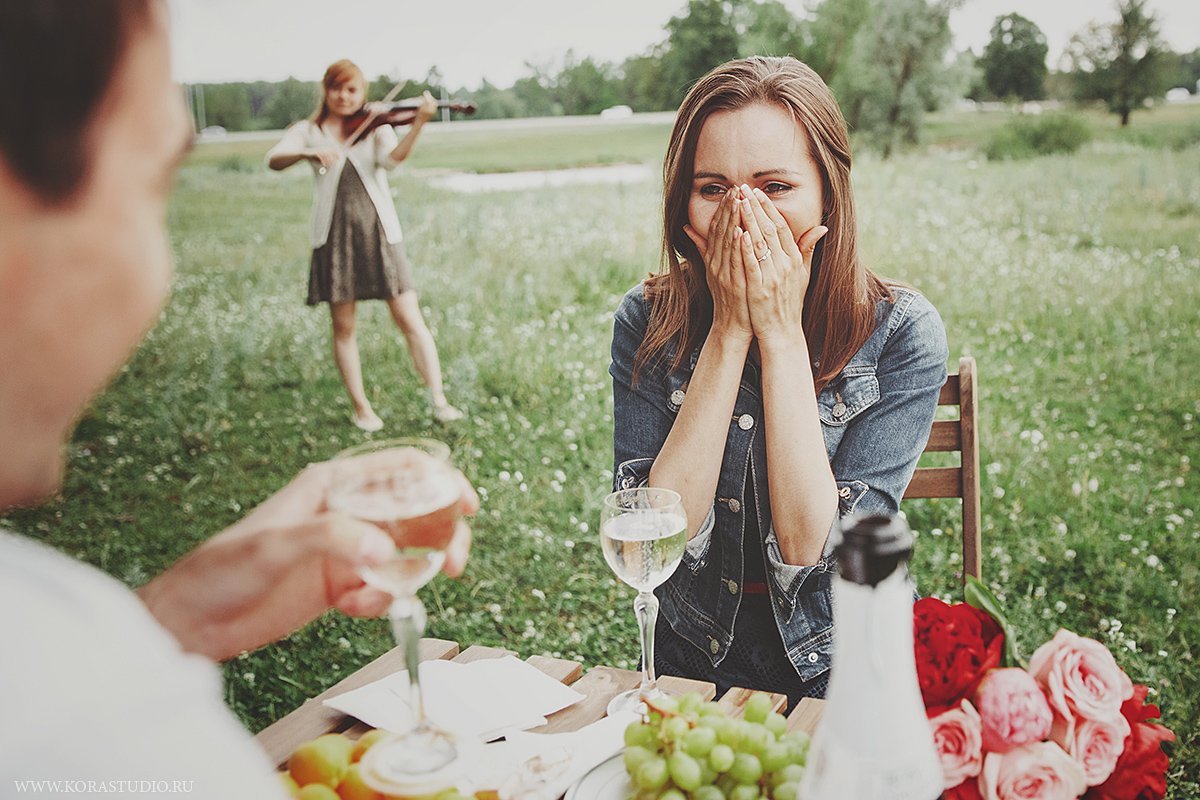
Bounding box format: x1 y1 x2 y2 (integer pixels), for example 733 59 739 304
622 692 809 800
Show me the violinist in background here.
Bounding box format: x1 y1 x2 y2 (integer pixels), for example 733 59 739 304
267 59 462 429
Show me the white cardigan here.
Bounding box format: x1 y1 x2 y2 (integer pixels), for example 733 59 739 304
266 119 405 248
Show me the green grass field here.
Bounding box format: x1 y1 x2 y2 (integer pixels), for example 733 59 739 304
5 104 1198 792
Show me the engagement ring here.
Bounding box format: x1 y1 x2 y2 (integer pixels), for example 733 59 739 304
757 252 770 262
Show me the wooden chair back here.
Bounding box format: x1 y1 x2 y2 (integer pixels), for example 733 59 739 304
904 356 982 584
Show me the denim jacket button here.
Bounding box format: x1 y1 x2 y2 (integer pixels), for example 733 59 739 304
727 580 738 594
727 498 741 513
709 638 720 654
832 402 847 417
808 652 819 663
738 414 754 430
670 389 686 406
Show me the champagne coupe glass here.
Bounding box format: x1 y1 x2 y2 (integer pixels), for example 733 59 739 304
328 438 462 775
600 487 687 715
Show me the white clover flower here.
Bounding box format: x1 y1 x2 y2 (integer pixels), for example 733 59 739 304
1064 549 1076 560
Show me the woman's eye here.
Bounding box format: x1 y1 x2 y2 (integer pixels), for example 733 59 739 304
699 184 728 198
763 182 791 195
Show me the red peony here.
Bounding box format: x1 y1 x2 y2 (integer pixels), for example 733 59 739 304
1083 684 1175 800
914 597 1005 716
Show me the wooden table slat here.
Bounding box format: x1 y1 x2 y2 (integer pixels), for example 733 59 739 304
785 697 824 735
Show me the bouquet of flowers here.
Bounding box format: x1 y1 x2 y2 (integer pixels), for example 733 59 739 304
913 578 1174 800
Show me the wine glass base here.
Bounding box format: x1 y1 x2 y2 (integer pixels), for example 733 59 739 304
606 686 674 717
358 727 481 796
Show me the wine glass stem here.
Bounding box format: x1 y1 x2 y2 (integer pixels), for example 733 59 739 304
634 590 660 697
391 594 431 731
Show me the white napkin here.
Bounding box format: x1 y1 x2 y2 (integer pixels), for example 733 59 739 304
324 656 585 742
466 710 638 799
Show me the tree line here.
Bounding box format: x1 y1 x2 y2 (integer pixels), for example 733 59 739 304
191 0 1199 151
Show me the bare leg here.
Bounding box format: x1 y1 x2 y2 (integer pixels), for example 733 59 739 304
385 292 460 419
330 301 382 430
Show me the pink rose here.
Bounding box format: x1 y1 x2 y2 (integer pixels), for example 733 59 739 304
1028 630 1133 739
1051 714 1129 786
974 668 1053 754
930 699 984 788
979 742 1086 800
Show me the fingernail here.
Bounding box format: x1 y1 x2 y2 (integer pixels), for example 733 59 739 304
357 531 395 564
753 187 767 201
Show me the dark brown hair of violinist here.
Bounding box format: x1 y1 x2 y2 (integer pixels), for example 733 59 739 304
0 0 155 205
634 56 892 395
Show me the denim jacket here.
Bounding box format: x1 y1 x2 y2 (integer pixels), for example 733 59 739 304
609 282 948 683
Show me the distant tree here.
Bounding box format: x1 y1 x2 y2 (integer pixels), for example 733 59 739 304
841 0 965 158
620 47 674 111
368 74 399 102
979 13 1048 101
555 52 621 115
805 0 871 82
264 77 318 129
245 81 274 124
468 79 525 119
512 68 558 117
201 83 251 130
1064 0 1169 125
1168 47 1200 93
660 0 741 103
736 0 808 60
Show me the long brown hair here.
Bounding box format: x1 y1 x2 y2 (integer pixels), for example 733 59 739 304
309 59 365 127
635 56 890 393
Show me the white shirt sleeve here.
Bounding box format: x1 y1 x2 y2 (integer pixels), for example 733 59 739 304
0 532 289 799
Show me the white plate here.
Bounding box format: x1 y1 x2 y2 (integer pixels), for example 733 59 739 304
565 753 631 800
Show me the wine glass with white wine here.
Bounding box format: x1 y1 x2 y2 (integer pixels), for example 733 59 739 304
600 487 687 715
327 438 464 782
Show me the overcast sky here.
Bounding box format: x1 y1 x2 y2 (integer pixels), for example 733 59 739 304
168 0 1200 89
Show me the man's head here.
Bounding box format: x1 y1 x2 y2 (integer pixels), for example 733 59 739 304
0 0 193 508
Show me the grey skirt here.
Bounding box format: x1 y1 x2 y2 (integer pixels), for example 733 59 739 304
307 165 414 306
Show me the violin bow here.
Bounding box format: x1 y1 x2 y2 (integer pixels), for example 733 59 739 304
319 79 409 174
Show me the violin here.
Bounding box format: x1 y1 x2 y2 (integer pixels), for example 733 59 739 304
341 98 477 144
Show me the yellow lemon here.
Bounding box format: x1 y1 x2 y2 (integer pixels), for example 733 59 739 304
289 733 354 787
351 729 391 763
296 784 341 800
336 762 384 800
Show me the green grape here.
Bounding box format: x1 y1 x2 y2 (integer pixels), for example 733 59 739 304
635 757 669 791
625 745 655 773
658 789 686 800
774 781 801 800
741 721 772 754
730 785 760 800
714 717 742 748
760 742 790 773
694 786 724 800
743 692 772 724
682 725 717 758
698 701 726 718
625 721 657 748
708 743 735 773
716 774 737 795
677 693 703 716
729 753 763 785
662 716 690 742
668 752 702 791
698 762 718 786
647 711 664 726
778 763 805 784
656 696 680 714
764 711 787 738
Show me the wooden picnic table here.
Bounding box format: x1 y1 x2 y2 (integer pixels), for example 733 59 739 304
254 638 825 770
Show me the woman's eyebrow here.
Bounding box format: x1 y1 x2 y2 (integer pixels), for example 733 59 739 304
692 171 727 181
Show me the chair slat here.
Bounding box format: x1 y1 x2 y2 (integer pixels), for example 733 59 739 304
904 467 963 498
923 421 962 452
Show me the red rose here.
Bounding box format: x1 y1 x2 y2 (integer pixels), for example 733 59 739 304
1083 684 1175 800
946 779 986 800
914 597 1005 716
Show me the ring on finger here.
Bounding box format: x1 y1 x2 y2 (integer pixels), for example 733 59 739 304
757 251 770 262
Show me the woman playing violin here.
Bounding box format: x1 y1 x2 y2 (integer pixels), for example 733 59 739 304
267 59 462 429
